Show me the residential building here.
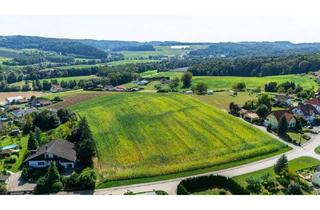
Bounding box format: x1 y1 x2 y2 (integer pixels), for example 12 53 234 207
274 94 292 106
25 140 76 170
305 98 320 113
50 84 62 93
264 110 296 129
30 97 52 107
291 104 318 124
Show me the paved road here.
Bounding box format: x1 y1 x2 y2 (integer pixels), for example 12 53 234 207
60 125 320 195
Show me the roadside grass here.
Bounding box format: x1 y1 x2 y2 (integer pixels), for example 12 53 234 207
69 92 288 182
233 156 320 187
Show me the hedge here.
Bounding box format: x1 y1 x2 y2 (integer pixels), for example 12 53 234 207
176 175 249 195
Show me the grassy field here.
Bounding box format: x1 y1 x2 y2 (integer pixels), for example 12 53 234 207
70 93 287 181
10 75 99 88
140 72 317 91
233 156 320 186
191 75 317 91
107 59 159 66
121 45 209 59
192 91 256 111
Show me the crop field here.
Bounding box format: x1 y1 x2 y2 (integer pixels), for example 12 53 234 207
193 91 256 111
107 59 159 66
121 45 209 59
70 93 287 181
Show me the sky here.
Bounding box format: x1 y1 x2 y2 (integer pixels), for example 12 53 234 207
1 15 320 43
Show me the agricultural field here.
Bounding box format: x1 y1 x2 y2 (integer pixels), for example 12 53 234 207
121 45 209 59
192 91 256 111
10 75 99 89
107 59 159 66
70 93 288 181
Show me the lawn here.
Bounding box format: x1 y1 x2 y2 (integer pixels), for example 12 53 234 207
70 93 288 181
233 156 320 187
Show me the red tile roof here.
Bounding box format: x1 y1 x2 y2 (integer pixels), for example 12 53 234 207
306 98 320 106
271 110 294 122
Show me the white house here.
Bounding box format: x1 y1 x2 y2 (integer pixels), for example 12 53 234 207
25 140 76 170
264 110 296 129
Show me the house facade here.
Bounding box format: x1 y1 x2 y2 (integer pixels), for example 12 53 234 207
264 110 296 129
25 140 76 170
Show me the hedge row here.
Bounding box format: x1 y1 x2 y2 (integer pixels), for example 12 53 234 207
177 175 249 195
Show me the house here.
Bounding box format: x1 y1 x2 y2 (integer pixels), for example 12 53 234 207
104 85 115 91
5 96 23 105
11 108 37 118
305 98 320 113
50 84 62 93
25 140 76 170
244 112 259 123
207 90 214 95
9 129 20 136
30 97 52 107
16 98 28 104
114 85 126 92
0 144 18 158
264 110 296 129
274 94 292 106
239 108 248 117
291 104 318 124
137 79 149 85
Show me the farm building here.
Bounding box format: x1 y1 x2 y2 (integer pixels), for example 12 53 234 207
185 90 193 94
104 85 115 91
207 90 214 95
25 140 76 170
30 97 52 107
50 84 62 93
264 110 296 129
0 144 19 158
243 112 259 123
5 96 23 105
9 129 20 136
11 108 37 118
137 79 149 85
115 86 126 92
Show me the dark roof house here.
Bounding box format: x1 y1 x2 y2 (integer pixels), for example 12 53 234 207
25 140 76 169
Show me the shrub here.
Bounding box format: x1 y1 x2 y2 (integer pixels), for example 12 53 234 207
65 172 80 189
4 155 18 164
77 168 96 190
155 190 168 195
177 184 189 195
51 181 63 193
0 182 7 195
286 182 302 195
245 177 262 193
34 176 49 194
177 175 249 195
274 155 288 175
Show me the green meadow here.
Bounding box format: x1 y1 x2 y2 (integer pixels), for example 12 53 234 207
70 93 287 181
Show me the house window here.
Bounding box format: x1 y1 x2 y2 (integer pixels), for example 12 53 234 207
38 162 45 166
